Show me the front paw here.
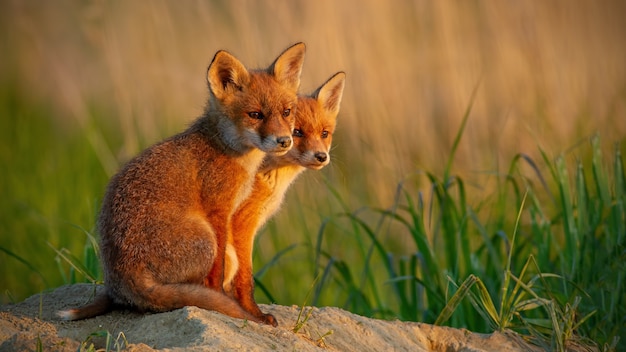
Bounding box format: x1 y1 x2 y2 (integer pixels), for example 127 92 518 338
261 313 278 327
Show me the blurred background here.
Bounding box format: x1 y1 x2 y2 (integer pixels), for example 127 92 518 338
1 0 625 307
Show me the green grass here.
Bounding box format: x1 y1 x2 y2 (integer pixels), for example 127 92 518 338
0 89 107 301
299 133 625 350
2 86 624 350
2 2 625 351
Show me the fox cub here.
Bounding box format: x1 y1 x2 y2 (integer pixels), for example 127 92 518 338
218 72 346 325
57 43 306 325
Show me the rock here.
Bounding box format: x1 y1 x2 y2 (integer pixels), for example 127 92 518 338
0 284 537 351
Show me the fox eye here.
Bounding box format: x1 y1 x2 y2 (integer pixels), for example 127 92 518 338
293 129 304 137
321 130 329 138
248 112 264 120
282 109 291 117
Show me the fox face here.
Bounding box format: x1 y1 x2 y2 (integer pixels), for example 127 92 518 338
269 71 346 170
207 43 306 155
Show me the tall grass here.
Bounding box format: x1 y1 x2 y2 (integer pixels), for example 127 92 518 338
1 0 625 350
1 1 625 203
305 128 624 349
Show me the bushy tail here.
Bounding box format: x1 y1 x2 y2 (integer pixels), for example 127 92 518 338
57 291 112 321
138 282 262 324
58 283 263 324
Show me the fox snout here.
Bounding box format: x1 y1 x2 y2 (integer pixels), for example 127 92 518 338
303 150 330 170
277 136 292 149
262 135 293 155
314 152 328 163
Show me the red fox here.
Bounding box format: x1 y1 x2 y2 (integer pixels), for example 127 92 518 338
57 43 306 325
217 72 346 326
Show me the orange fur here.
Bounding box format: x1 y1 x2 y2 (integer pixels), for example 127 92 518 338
216 72 346 326
57 43 306 325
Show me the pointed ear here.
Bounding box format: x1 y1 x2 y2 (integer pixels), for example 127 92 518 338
269 42 306 93
207 50 250 100
314 71 346 116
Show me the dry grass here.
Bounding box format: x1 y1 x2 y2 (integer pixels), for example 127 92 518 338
1 0 625 318
2 1 625 192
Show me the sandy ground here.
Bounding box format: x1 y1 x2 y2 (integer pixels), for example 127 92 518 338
0 284 541 351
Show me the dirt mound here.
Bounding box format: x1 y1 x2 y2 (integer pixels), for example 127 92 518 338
0 284 536 351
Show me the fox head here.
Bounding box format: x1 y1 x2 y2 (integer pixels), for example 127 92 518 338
267 71 346 170
206 43 306 155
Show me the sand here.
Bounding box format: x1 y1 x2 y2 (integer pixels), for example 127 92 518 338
0 284 541 351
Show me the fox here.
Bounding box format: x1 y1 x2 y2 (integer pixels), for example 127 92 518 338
215 72 346 326
57 43 306 325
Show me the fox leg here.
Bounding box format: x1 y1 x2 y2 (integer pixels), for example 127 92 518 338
203 229 276 325
231 230 278 326
222 243 239 295
206 220 229 291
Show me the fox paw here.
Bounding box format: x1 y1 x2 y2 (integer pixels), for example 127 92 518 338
261 313 278 327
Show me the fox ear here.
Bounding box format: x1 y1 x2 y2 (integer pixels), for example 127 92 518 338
314 71 346 116
207 50 250 100
269 42 306 93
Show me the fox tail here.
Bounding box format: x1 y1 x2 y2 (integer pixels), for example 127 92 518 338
57 291 112 321
57 283 264 324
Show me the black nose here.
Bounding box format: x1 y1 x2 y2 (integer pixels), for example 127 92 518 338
315 152 328 162
277 136 292 149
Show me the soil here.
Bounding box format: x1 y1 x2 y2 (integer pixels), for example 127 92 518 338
0 284 542 351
